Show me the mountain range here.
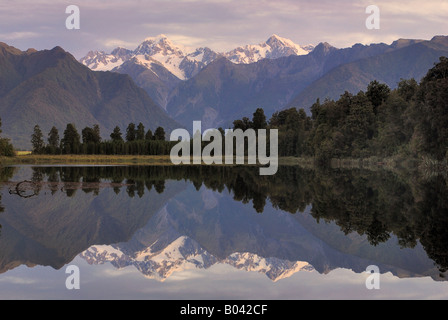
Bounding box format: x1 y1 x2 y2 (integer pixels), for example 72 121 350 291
81 235 314 282
80 34 314 80
1 34 448 149
80 34 314 110
0 42 180 149
81 34 448 130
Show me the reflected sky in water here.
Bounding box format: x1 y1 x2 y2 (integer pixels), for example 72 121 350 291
0 165 447 300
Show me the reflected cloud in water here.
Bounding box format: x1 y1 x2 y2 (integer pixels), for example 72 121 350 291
0 165 448 299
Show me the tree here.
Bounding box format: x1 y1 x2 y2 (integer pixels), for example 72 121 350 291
0 138 14 157
31 125 45 154
82 127 94 144
82 125 101 145
48 126 60 148
397 78 418 102
252 108 267 130
373 92 411 156
154 127 166 141
145 128 153 141
366 80 391 111
0 118 14 157
93 124 101 144
110 126 123 142
61 123 81 154
136 123 145 141
233 117 253 131
412 57 448 159
343 92 376 157
126 123 136 142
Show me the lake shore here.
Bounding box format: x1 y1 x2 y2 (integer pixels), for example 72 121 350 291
0 153 427 169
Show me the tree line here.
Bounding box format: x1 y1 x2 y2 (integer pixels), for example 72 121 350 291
30 122 175 156
231 56 448 163
0 119 14 157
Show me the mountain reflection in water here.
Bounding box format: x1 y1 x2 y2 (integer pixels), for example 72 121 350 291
0 165 447 284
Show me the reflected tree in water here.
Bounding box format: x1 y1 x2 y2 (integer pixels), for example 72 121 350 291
7 165 448 274
0 167 17 237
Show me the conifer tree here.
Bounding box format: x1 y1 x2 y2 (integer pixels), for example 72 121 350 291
61 123 81 154
126 123 136 142
110 126 123 142
136 123 145 141
31 125 45 154
154 127 166 141
48 126 60 148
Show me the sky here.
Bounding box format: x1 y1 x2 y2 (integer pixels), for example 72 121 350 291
0 0 447 59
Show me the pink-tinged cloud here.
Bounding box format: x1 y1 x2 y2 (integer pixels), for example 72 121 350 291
0 0 446 58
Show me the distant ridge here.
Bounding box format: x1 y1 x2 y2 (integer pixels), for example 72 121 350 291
0 43 180 149
79 35 448 129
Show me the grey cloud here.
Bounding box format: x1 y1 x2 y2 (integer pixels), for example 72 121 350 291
0 0 446 59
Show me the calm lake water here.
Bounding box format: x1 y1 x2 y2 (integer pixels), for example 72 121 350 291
0 165 447 300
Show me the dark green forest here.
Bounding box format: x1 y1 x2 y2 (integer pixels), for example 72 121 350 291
265 56 448 162
29 122 175 156
0 119 14 157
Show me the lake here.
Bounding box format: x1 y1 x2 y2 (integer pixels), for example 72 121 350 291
0 165 447 300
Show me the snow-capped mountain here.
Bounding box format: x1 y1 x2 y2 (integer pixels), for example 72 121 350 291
80 34 314 80
131 34 220 80
80 47 133 72
80 235 314 282
81 34 220 80
224 34 314 64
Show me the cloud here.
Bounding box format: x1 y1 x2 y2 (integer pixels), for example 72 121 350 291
0 276 38 285
0 31 40 40
0 0 446 58
100 38 139 50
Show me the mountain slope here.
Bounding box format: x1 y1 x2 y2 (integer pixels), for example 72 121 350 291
79 47 133 72
80 35 314 110
225 34 313 64
166 55 325 128
113 58 182 109
163 41 385 128
0 43 180 149
289 36 448 110
166 36 448 128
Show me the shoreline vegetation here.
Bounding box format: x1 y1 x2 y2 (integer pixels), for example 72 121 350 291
1 154 446 177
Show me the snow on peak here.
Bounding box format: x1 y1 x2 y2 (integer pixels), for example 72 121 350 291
129 35 218 80
79 235 314 282
224 35 313 64
80 34 315 78
79 50 129 71
267 34 295 46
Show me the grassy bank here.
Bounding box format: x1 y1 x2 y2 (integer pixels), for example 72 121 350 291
1 154 446 177
0 154 175 166
0 153 424 168
2 154 303 167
